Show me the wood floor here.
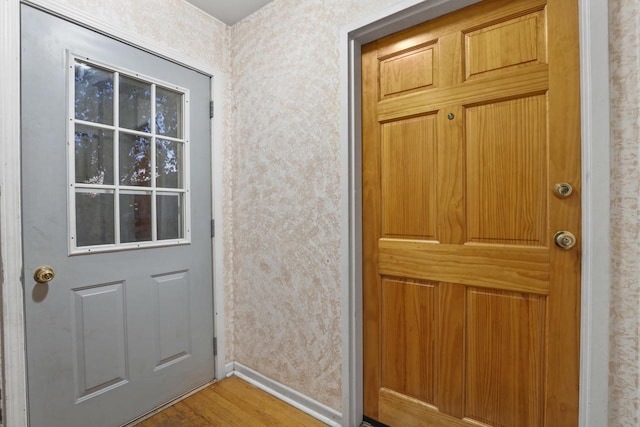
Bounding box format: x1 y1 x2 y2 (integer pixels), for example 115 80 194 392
136 376 328 426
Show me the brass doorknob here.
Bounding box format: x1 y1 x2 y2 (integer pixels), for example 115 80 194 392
34 266 55 283
553 231 576 250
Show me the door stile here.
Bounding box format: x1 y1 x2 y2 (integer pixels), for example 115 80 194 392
362 40 381 418
544 0 582 424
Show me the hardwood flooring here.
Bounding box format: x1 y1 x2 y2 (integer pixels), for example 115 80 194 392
136 376 328 426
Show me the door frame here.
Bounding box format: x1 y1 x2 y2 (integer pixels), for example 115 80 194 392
339 0 611 426
0 1 227 425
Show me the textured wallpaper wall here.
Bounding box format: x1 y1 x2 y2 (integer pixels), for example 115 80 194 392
609 1 640 425
230 0 399 410
53 0 229 67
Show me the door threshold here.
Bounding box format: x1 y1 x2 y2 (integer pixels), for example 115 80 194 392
122 379 216 427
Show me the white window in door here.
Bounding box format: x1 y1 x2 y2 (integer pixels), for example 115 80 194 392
69 54 191 254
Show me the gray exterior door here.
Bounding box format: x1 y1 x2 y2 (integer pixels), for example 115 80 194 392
21 5 214 426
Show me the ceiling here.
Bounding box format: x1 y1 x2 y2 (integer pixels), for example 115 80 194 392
185 0 274 25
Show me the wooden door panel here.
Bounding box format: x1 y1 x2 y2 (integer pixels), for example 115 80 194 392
363 0 581 425
464 9 547 80
465 289 545 427
466 95 548 246
382 115 438 239
376 281 548 427
381 278 436 403
380 43 437 99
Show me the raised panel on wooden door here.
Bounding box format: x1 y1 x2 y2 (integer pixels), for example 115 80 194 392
381 277 437 404
464 8 548 80
465 288 546 427
465 95 548 246
381 114 438 240
379 41 438 99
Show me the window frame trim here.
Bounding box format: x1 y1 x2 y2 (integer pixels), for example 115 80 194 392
67 51 192 255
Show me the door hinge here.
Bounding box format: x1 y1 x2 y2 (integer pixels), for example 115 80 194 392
211 219 215 238
209 100 214 119
213 337 218 356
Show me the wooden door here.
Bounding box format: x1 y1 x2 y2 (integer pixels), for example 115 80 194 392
22 6 214 426
362 0 581 426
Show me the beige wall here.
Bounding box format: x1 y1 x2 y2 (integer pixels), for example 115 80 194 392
608 1 640 425
229 0 399 410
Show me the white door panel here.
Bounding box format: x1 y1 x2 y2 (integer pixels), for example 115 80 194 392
21 5 214 426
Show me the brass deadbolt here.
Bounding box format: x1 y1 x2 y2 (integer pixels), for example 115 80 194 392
554 183 573 198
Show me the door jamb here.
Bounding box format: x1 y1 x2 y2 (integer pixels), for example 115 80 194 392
339 0 611 426
0 1 228 425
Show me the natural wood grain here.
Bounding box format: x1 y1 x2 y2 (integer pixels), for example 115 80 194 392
465 289 545 426
377 64 549 122
380 43 436 98
381 278 436 403
136 376 326 427
361 40 382 419
466 95 548 246
375 0 548 61
378 239 550 294
436 283 465 418
379 388 472 427
464 10 546 79
381 114 438 239
544 0 582 424
436 106 465 244
362 0 581 425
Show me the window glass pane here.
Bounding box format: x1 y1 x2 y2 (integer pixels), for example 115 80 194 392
75 62 114 125
157 194 183 240
156 87 182 138
120 133 151 187
75 125 114 185
156 139 183 188
70 58 190 252
120 193 152 243
119 76 151 132
76 190 115 246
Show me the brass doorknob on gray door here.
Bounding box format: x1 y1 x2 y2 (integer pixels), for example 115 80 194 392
34 266 55 283
553 231 576 250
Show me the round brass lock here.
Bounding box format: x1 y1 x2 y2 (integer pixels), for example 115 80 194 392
554 183 573 198
553 231 576 250
34 265 55 283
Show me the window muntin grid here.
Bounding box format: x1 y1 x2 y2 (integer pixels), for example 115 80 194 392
68 54 190 254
